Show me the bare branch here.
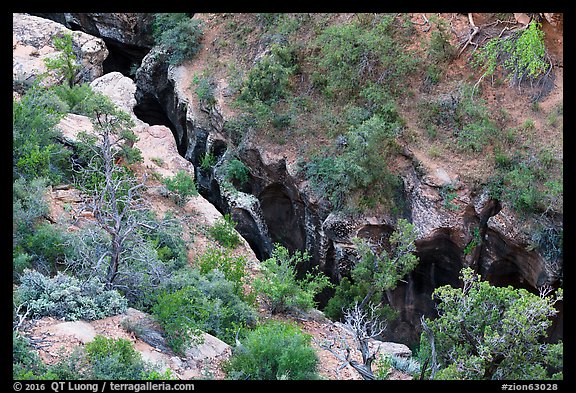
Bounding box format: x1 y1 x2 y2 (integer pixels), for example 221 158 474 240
420 315 438 379
13 303 31 331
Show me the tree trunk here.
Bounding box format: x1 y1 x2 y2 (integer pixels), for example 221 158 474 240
106 236 121 287
483 354 505 379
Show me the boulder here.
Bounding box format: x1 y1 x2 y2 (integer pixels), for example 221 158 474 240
45 320 97 344
370 340 412 358
185 333 231 361
13 13 108 88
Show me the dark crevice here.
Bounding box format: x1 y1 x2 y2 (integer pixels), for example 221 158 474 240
259 183 306 256
132 93 182 155
102 39 150 78
230 208 272 261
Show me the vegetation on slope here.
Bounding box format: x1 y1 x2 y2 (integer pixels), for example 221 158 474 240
13 13 563 381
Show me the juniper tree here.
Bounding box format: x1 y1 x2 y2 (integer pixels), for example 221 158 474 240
72 94 152 289
419 267 563 380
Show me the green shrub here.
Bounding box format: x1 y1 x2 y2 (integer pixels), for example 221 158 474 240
85 335 140 366
253 244 333 314
374 354 393 380
47 335 175 380
13 177 50 242
13 331 49 379
13 85 71 183
51 83 96 115
15 270 128 321
44 33 80 87
224 320 319 380
152 14 204 65
84 335 174 380
313 15 418 99
239 44 296 104
225 159 250 187
325 219 418 321
13 253 32 281
22 222 69 274
303 112 403 212
151 286 207 355
463 227 481 256
139 211 189 271
196 246 248 296
428 18 456 64
192 73 217 108
208 214 241 249
473 21 549 85
200 152 217 171
419 268 562 380
163 170 198 206
440 184 458 211
418 83 498 154
223 114 256 144
152 269 257 353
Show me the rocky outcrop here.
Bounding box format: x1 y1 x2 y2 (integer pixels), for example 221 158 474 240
17 12 561 348
89 71 139 120
131 40 563 344
29 13 154 76
13 13 108 89
31 13 154 48
24 308 231 380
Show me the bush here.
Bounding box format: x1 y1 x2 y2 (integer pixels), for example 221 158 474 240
427 18 456 64
13 331 50 379
390 355 421 376
225 159 250 187
303 111 403 212
488 154 562 215
13 177 50 245
21 222 69 274
239 44 296 104
139 211 189 271
152 14 204 65
151 286 207 355
200 152 217 171
224 320 319 380
253 244 333 314
13 253 32 281
15 270 128 321
163 170 198 206
196 246 248 296
325 220 418 321
13 84 71 183
44 33 80 87
418 84 498 153
84 335 167 380
192 73 216 108
43 336 173 380
152 269 257 353
51 83 96 115
313 15 418 99
208 214 241 249
473 21 549 85
419 267 562 380
374 354 393 380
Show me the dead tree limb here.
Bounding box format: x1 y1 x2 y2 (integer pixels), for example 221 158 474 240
319 302 387 380
13 303 30 331
420 315 438 379
458 13 479 57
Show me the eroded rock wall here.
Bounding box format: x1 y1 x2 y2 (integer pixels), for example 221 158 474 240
33 12 561 347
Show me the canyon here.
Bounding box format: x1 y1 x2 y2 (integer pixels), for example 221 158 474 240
13 11 563 360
